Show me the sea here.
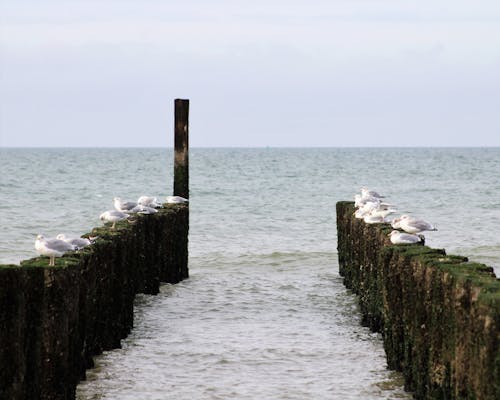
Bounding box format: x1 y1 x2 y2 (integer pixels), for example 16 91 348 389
1 147 499 399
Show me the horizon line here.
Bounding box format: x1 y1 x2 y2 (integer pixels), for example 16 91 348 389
2 145 500 149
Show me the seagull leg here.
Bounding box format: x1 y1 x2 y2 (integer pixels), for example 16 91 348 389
112 221 116 229
49 256 55 266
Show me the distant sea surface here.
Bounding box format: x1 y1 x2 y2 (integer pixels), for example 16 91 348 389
1 148 499 399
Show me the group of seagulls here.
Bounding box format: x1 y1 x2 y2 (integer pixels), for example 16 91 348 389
35 234 93 266
354 187 437 245
99 196 161 230
35 195 188 266
99 195 188 229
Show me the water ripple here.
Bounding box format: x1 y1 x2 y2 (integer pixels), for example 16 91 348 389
77 254 410 399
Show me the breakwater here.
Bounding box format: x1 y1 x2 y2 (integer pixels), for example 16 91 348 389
336 201 499 399
0 204 188 400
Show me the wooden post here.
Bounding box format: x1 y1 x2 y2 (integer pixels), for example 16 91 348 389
174 99 189 199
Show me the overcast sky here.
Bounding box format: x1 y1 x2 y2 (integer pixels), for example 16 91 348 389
1 1 499 147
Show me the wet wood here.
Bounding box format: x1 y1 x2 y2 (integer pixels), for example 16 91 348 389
174 99 189 199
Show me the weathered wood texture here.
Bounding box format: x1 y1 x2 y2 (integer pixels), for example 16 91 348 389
174 99 189 199
336 201 499 400
0 204 188 400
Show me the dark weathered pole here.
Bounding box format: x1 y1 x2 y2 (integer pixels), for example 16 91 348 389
174 99 189 198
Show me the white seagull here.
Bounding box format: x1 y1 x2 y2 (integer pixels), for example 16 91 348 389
100 210 130 229
354 194 382 208
166 196 189 204
35 234 75 266
354 208 367 219
361 187 384 199
389 230 422 245
370 208 397 219
130 204 158 214
113 197 137 213
399 215 437 234
391 217 403 229
137 196 161 208
364 215 391 224
56 234 93 250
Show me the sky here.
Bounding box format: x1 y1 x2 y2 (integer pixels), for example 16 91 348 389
0 0 499 147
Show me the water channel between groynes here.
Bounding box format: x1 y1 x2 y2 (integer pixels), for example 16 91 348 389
2 148 499 399
76 252 409 399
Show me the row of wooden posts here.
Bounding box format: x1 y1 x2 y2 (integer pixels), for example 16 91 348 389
0 99 191 400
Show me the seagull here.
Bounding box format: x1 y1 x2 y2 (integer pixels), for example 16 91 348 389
370 207 397 219
364 215 391 224
166 196 189 204
361 187 384 199
399 215 437 234
137 196 161 208
360 201 380 213
354 202 375 218
56 234 92 250
35 234 75 266
113 197 137 213
391 217 403 229
354 200 380 217
355 194 381 208
99 210 129 229
389 230 422 245
354 208 368 219
130 204 158 214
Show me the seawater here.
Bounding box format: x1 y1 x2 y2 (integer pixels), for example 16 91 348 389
1 148 499 399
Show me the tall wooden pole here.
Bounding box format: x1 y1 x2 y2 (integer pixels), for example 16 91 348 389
174 99 189 199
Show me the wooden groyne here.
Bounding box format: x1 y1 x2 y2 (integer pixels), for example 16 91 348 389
337 201 499 399
0 99 190 400
0 204 188 400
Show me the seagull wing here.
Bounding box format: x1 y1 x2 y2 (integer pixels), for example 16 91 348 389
45 239 75 252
